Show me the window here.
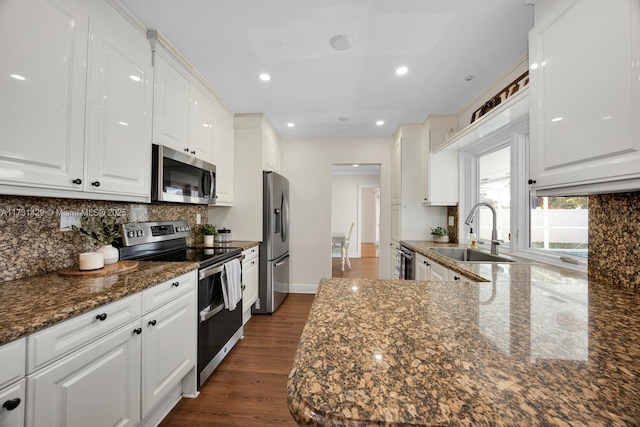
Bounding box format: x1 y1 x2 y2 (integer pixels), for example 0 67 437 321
461 117 587 270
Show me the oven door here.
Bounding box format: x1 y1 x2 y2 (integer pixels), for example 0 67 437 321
398 246 415 280
197 260 243 387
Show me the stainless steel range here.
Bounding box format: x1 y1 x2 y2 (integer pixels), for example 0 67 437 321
119 220 244 388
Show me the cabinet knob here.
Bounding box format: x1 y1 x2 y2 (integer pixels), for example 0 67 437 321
424 261 430 266
453 276 461 281
72 178 82 185
96 313 107 321
148 320 157 326
184 148 190 152
172 281 180 287
528 179 537 185
91 181 100 187
191 150 196 155
2 398 20 411
133 328 142 335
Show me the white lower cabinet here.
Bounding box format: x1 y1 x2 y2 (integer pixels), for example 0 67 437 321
26 322 142 427
417 253 477 284
430 260 449 282
242 246 259 324
0 379 26 427
141 291 196 416
22 270 197 427
414 253 431 281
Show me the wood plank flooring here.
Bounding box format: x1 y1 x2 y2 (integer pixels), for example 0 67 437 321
159 293 315 427
331 242 379 279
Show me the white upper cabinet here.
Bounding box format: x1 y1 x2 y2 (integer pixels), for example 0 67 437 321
0 0 152 202
421 115 459 206
150 32 219 164
212 100 235 205
84 5 152 197
529 0 640 195
0 0 87 191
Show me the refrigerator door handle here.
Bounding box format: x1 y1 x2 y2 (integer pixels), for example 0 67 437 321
275 259 286 267
281 192 289 243
274 208 281 234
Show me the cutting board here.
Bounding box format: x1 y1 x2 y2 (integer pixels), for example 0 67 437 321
58 260 139 277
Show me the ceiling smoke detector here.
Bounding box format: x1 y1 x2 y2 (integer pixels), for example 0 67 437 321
330 35 352 51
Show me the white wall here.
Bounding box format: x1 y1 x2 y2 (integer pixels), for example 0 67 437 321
281 137 392 292
331 174 379 257
361 187 377 243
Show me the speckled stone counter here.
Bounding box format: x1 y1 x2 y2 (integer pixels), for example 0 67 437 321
288 263 640 425
0 261 198 346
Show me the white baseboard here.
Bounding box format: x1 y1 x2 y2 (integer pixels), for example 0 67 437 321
289 283 318 294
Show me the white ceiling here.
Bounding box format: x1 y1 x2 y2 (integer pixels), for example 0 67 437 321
119 0 534 139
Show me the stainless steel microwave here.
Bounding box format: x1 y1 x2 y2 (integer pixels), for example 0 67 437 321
151 144 216 205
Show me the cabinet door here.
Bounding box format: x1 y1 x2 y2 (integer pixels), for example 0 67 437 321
84 13 152 199
391 136 401 205
212 100 235 205
391 205 400 244
0 379 25 427
262 127 281 173
152 55 190 153
141 291 196 416
0 0 87 190
529 0 640 193
242 251 259 324
448 269 475 284
188 85 215 163
415 253 432 281
27 322 141 427
430 261 449 282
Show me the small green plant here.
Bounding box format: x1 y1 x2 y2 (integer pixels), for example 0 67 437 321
72 213 122 246
199 224 217 236
430 226 448 236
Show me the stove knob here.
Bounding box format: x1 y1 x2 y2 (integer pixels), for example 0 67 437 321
127 231 135 238
136 230 143 237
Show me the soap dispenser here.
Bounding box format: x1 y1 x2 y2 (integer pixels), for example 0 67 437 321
467 228 477 249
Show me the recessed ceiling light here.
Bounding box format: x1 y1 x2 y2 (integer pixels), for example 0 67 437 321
330 35 352 51
376 120 384 126
10 74 25 81
395 66 408 76
352 164 359 167
129 75 141 82
259 73 271 81
287 122 295 128
338 117 349 122
464 75 474 81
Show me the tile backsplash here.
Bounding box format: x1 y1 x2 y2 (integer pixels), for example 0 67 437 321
0 195 207 282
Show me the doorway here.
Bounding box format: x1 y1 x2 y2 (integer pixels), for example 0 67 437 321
331 164 380 279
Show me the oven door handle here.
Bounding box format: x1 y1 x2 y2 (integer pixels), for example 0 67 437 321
200 303 225 323
199 264 224 281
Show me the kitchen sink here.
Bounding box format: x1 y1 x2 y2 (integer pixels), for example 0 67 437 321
427 247 517 263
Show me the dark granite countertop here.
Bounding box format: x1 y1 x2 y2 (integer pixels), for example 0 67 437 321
0 261 199 346
288 245 640 426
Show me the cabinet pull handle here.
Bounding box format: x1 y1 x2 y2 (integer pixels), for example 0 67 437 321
528 179 537 185
133 328 142 335
2 398 21 411
96 313 107 321
241 285 246 291
453 276 461 281
172 281 180 287
148 320 157 326
91 181 100 187
72 178 82 185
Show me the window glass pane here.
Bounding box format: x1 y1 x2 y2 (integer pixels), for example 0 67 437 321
530 196 588 258
478 146 510 244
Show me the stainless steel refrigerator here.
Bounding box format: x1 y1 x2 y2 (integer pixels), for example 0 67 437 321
253 171 290 314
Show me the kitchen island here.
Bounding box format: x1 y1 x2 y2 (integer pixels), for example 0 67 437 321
288 263 640 425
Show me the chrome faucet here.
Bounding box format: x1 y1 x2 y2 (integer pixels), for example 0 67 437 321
464 202 500 255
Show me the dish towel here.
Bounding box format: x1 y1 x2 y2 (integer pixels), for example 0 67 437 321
222 258 242 311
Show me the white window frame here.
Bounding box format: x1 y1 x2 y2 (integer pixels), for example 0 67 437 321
459 116 587 272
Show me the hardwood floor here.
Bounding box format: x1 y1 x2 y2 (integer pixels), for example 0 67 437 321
331 242 379 279
159 293 315 427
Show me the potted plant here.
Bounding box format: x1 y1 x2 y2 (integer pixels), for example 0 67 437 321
430 226 449 243
72 212 122 264
200 224 217 246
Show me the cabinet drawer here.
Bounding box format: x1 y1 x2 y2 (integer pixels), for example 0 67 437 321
142 271 196 314
242 246 259 262
27 293 141 374
0 338 25 390
0 378 25 427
